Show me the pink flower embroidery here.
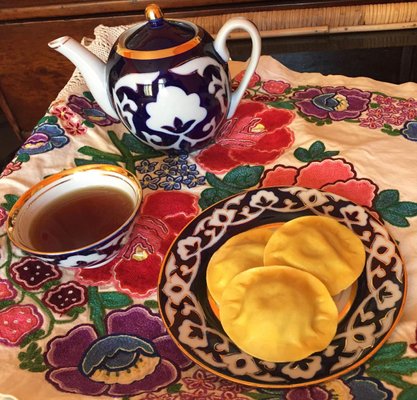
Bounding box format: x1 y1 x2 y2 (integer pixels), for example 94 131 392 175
0 160 22 178
262 80 290 94
0 305 43 346
261 158 378 207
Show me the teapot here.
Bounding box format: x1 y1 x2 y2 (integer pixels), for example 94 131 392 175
49 4 261 152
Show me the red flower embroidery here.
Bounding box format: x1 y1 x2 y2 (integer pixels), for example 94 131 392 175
183 368 218 391
196 101 294 173
64 117 88 135
76 191 199 297
261 158 378 207
0 278 17 301
0 305 43 346
233 70 260 88
262 80 290 94
50 104 76 123
42 281 87 314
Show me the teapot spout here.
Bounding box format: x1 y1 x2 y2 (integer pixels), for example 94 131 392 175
48 36 118 119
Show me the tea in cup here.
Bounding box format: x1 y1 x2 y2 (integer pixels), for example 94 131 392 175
6 164 142 268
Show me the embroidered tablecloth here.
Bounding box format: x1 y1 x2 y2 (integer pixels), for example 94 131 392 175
1 25 417 400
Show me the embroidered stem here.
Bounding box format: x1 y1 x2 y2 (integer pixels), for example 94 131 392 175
108 130 136 174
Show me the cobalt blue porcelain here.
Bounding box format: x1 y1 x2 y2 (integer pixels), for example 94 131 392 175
49 4 261 152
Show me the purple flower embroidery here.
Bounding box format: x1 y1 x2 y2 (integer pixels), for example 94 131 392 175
42 281 87 314
45 305 192 396
401 121 417 141
67 95 118 126
292 86 371 121
18 123 69 155
10 257 62 291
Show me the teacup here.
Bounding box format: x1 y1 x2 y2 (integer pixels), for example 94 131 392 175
6 164 142 268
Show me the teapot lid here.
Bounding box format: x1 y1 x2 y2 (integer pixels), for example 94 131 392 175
116 4 203 60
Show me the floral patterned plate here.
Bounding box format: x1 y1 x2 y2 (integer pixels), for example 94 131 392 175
158 186 406 388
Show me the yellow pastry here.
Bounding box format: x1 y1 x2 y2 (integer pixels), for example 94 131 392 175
219 265 338 362
263 216 365 296
206 227 274 305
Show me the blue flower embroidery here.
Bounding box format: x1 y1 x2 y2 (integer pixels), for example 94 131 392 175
136 160 158 174
401 121 417 141
18 123 69 155
136 152 205 191
160 175 183 191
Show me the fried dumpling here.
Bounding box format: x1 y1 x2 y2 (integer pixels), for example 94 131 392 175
206 227 274 305
263 216 365 296
219 265 338 362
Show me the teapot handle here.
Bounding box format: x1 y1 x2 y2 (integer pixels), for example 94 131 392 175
214 18 261 118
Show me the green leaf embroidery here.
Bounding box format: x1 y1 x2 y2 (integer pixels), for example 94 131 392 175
78 146 124 162
199 166 264 209
294 141 339 163
0 300 14 310
366 341 417 394
293 148 311 163
83 91 95 102
19 329 45 348
199 188 227 210
75 158 118 167
379 211 409 227
99 292 133 309
372 342 408 362
16 153 30 163
309 141 325 158
66 306 86 317
87 287 106 336
374 190 417 227
394 202 417 217
144 300 158 309
47 116 58 124
375 190 400 209
167 383 182 394
88 287 133 335
223 166 264 189
18 342 48 373
398 387 417 400
121 133 163 158
82 120 95 128
1 194 19 211
381 124 402 136
367 371 411 390
267 101 295 110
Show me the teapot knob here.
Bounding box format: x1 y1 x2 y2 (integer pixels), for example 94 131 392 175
145 4 164 22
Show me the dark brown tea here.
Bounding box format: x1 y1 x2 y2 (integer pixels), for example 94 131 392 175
28 187 135 252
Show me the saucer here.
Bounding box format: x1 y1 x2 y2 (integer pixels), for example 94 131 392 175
158 186 406 388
